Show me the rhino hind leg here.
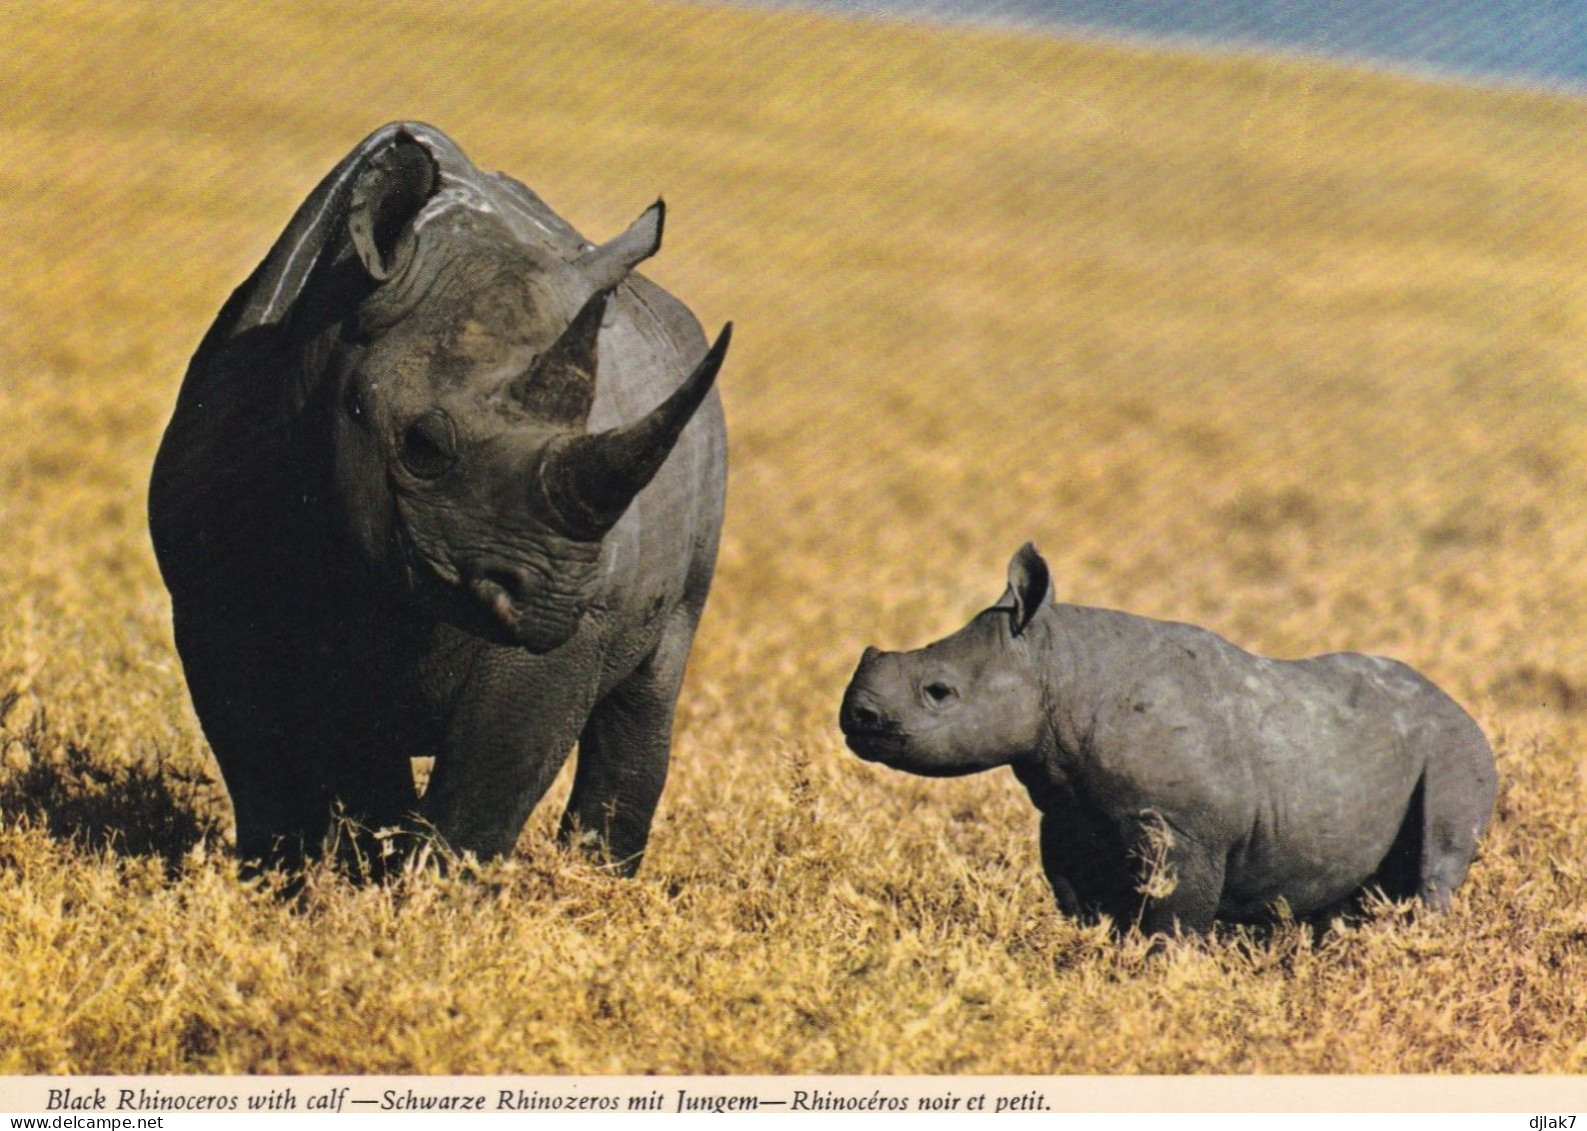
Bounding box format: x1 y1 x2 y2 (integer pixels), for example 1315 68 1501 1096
1414 726 1498 909
559 608 699 875
1129 817 1226 938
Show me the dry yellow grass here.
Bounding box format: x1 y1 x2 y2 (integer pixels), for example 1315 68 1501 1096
3 0 1586 1075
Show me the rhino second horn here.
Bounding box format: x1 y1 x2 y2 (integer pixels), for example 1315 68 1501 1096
576 200 665 294
536 323 731 540
508 289 610 427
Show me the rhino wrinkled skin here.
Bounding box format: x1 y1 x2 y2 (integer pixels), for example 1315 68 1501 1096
840 544 1497 936
150 123 729 873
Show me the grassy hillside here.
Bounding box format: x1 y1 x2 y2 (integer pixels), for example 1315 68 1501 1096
2 0 1586 1074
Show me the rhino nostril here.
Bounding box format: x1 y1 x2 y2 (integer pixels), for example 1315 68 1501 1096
480 568 530 605
851 704 884 731
471 568 537 632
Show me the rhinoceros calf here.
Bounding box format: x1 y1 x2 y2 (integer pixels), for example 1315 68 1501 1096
839 544 1496 935
150 123 729 874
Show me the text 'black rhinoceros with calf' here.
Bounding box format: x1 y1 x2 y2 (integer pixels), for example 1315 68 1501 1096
150 122 730 874
840 544 1496 936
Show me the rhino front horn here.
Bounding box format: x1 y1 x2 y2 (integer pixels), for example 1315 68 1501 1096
536 323 732 540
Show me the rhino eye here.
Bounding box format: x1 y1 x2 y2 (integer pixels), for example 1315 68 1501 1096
343 380 367 419
399 411 458 480
924 681 958 707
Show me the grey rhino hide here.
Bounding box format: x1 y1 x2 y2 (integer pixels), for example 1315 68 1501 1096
840 544 1497 936
149 122 730 874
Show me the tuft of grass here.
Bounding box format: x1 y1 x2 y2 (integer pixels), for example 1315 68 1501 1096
2 0 1586 1074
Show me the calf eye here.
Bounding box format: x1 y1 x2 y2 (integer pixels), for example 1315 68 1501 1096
399 411 458 479
924 681 957 706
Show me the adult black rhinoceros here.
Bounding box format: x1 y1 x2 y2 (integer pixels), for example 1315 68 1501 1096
150 122 730 875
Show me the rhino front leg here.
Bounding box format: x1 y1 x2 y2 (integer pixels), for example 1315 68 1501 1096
1037 803 1137 924
221 753 334 874
208 730 415 875
179 634 343 873
559 609 699 874
420 645 598 861
232 718 418 871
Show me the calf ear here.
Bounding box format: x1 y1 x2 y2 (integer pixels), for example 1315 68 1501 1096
1005 542 1051 636
347 133 440 282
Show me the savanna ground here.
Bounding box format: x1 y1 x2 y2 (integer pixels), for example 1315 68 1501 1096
3 0 1586 1076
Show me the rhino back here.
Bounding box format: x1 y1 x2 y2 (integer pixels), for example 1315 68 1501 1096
1213 652 1440 912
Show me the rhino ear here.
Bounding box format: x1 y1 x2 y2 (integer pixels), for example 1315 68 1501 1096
347 133 440 281
575 200 664 293
207 124 434 343
1005 542 1051 637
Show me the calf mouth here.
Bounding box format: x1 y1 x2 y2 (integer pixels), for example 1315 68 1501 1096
841 725 907 764
840 716 988 778
839 717 942 771
842 732 984 778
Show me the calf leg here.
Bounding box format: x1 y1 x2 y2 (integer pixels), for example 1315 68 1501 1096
1129 812 1226 938
1417 728 1498 909
559 609 698 875
1038 814 1086 919
1038 803 1135 924
1370 775 1424 903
